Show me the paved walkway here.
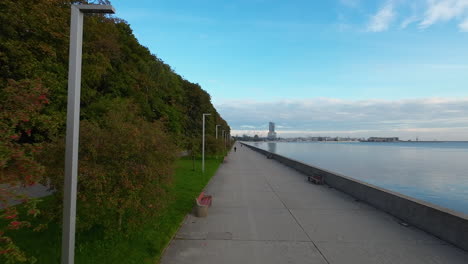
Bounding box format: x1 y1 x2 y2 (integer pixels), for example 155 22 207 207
161 143 468 264
0 183 51 208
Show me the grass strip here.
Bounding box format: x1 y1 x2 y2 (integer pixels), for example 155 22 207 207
1 156 224 263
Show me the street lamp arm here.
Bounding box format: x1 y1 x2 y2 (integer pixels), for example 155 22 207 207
75 4 115 14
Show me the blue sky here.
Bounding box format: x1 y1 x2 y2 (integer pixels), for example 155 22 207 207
111 0 468 140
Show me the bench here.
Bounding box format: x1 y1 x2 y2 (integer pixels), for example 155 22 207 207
308 174 324 185
195 192 212 217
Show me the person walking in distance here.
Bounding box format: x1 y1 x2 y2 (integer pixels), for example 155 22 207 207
234 146 237 152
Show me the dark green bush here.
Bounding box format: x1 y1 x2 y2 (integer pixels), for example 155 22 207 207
41 100 177 234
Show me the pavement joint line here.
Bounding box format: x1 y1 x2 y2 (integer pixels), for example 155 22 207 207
314 240 447 245
159 154 226 259
174 238 313 242
281 208 372 211
210 206 287 209
159 213 191 261
257 150 332 264
161 144 468 263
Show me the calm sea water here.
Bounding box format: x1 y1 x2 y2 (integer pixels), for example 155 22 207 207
249 141 468 215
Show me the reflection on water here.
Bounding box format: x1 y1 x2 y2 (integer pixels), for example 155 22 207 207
251 141 468 215
267 142 276 153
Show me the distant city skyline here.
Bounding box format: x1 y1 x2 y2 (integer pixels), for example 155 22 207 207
222 97 468 140
232 128 463 141
267 122 277 140
112 0 468 140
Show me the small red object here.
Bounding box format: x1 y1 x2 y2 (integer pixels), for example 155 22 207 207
197 192 212 206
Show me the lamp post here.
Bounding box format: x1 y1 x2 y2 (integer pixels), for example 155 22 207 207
202 113 211 173
216 125 221 139
62 5 115 264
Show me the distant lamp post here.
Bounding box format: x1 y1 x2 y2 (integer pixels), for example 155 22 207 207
202 113 211 173
62 4 115 264
216 125 221 139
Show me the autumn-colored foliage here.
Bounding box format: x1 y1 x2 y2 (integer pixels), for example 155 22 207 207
0 79 49 263
0 80 48 184
41 100 177 233
1 0 230 262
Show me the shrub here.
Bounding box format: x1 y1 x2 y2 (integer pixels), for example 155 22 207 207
205 135 224 156
0 79 49 263
41 100 177 235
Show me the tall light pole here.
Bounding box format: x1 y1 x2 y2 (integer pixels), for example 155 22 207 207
216 125 221 139
202 113 211 173
62 5 115 264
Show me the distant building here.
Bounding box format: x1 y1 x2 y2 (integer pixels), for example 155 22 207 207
267 122 277 140
366 137 399 142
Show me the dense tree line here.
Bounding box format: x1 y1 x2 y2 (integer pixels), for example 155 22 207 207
0 0 229 144
0 0 230 261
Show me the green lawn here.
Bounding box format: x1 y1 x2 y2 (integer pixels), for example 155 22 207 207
1 156 223 264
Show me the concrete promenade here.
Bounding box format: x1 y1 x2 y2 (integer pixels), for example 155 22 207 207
161 143 468 264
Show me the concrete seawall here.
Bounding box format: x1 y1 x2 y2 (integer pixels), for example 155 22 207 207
242 143 468 252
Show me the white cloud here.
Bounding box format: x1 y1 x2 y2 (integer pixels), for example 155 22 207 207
231 127 468 140
420 0 468 28
400 16 419 28
218 97 468 140
459 17 468 30
348 0 468 32
367 2 396 32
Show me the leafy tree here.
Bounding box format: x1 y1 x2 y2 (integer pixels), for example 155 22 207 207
0 0 231 260
40 100 177 234
205 135 223 156
0 79 50 263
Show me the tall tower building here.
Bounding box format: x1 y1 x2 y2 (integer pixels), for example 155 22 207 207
267 122 277 140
